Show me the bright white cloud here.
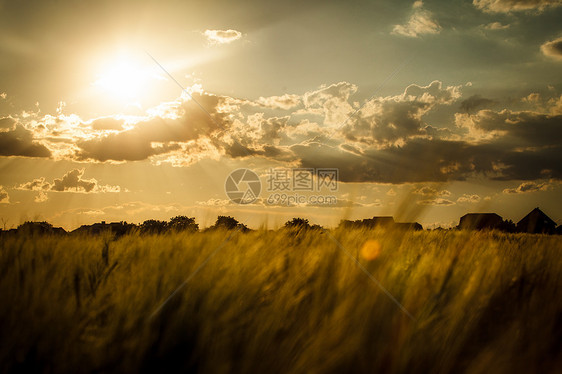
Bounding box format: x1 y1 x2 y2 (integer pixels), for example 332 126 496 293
203 29 242 45
392 1 441 38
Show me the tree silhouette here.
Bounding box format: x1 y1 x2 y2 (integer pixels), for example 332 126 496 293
284 218 311 229
209 216 249 232
18 221 55 234
168 216 199 232
284 218 323 231
140 219 168 234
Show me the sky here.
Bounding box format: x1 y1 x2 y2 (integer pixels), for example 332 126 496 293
0 0 561 230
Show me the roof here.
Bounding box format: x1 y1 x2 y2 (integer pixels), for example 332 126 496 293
517 208 556 226
461 213 502 219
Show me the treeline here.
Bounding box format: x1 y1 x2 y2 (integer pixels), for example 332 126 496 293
0 216 325 237
2 213 561 237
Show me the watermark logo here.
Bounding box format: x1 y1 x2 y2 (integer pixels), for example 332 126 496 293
225 167 339 205
225 168 261 204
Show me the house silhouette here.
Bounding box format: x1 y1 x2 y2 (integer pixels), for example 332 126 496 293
459 213 503 231
517 208 556 234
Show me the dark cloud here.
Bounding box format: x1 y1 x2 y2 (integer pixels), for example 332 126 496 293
459 110 562 147
76 130 172 162
75 93 229 162
291 140 471 184
460 95 497 113
17 169 120 193
291 130 562 184
0 125 51 157
51 169 96 192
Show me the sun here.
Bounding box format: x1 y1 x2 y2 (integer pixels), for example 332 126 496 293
92 54 159 103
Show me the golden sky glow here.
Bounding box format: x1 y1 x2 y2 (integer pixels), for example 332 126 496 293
0 0 561 229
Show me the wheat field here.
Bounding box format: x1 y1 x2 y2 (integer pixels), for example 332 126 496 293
1 228 561 373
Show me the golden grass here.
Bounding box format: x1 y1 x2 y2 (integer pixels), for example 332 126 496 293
1 229 561 373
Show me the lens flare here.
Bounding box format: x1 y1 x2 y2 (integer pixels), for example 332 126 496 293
360 239 382 261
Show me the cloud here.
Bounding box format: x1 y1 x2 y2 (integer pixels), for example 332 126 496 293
549 95 562 114
17 177 51 191
292 126 562 183
483 22 510 30
292 140 473 184
203 29 242 45
34 191 48 203
0 117 16 130
413 186 451 197
342 80 461 145
75 92 229 162
88 117 125 131
456 109 562 147
302 81 357 125
0 125 51 157
16 169 120 194
541 37 562 60
460 95 497 113
417 198 455 206
473 0 562 13
52 169 97 192
522 92 541 104
457 194 481 203
8 81 562 187
196 198 232 207
502 181 550 194
256 94 301 110
0 186 9 204
392 1 441 38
